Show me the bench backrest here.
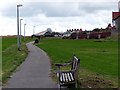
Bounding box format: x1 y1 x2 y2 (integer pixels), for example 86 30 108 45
71 55 80 71
71 55 80 81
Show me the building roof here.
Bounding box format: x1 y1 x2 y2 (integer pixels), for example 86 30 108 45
35 30 47 36
112 12 120 20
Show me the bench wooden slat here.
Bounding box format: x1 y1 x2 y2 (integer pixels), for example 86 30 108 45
62 73 65 82
69 72 74 81
60 73 62 81
67 73 71 81
65 73 67 82
60 72 75 82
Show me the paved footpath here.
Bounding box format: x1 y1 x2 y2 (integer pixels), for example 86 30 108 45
4 42 57 88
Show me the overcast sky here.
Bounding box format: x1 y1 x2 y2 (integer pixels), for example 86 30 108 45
0 0 119 36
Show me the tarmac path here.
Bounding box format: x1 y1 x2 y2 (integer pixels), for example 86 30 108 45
4 42 57 88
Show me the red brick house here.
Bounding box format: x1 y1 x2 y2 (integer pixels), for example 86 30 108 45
112 12 120 31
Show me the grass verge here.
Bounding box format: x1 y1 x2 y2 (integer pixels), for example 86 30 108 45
2 42 29 84
2 36 33 85
37 38 118 88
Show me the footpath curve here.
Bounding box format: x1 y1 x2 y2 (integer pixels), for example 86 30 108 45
4 42 57 88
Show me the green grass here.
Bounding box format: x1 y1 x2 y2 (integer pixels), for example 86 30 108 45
37 38 118 88
2 36 32 51
2 36 33 83
2 44 28 82
2 37 17 51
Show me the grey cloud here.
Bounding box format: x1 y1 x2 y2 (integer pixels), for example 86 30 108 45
1 3 43 17
23 2 81 17
1 5 16 18
1 2 117 18
0 2 85 17
78 2 117 13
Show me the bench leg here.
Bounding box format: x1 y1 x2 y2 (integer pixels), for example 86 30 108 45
75 83 77 88
75 80 79 88
58 84 61 89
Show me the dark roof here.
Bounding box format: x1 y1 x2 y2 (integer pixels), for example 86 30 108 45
112 12 120 20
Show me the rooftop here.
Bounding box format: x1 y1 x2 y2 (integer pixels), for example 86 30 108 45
112 12 120 20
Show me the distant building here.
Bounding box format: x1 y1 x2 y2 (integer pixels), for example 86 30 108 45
46 28 52 33
67 27 111 39
35 31 46 36
34 28 52 36
112 1 120 31
33 28 62 37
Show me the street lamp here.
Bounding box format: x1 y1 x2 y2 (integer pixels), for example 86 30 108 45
20 18 23 44
24 24 26 42
17 4 23 51
33 26 35 35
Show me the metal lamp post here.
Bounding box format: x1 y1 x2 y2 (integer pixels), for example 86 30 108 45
17 4 23 51
24 24 26 42
33 26 35 35
20 18 23 44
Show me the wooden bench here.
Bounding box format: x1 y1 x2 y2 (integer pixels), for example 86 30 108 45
55 55 80 88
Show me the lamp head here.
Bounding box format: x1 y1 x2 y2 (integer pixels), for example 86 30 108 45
17 4 23 7
20 19 23 20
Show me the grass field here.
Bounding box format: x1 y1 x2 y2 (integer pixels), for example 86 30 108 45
2 37 17 51
2 36 32 83
2 36 118 88
37 38 118 88
2 36 32 51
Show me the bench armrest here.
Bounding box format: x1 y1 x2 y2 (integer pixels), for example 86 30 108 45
55 62 72 67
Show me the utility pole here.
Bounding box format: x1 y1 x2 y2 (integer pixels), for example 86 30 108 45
17 4 23 51
33 26 35 35
24 24 26 42
20 18 23 44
